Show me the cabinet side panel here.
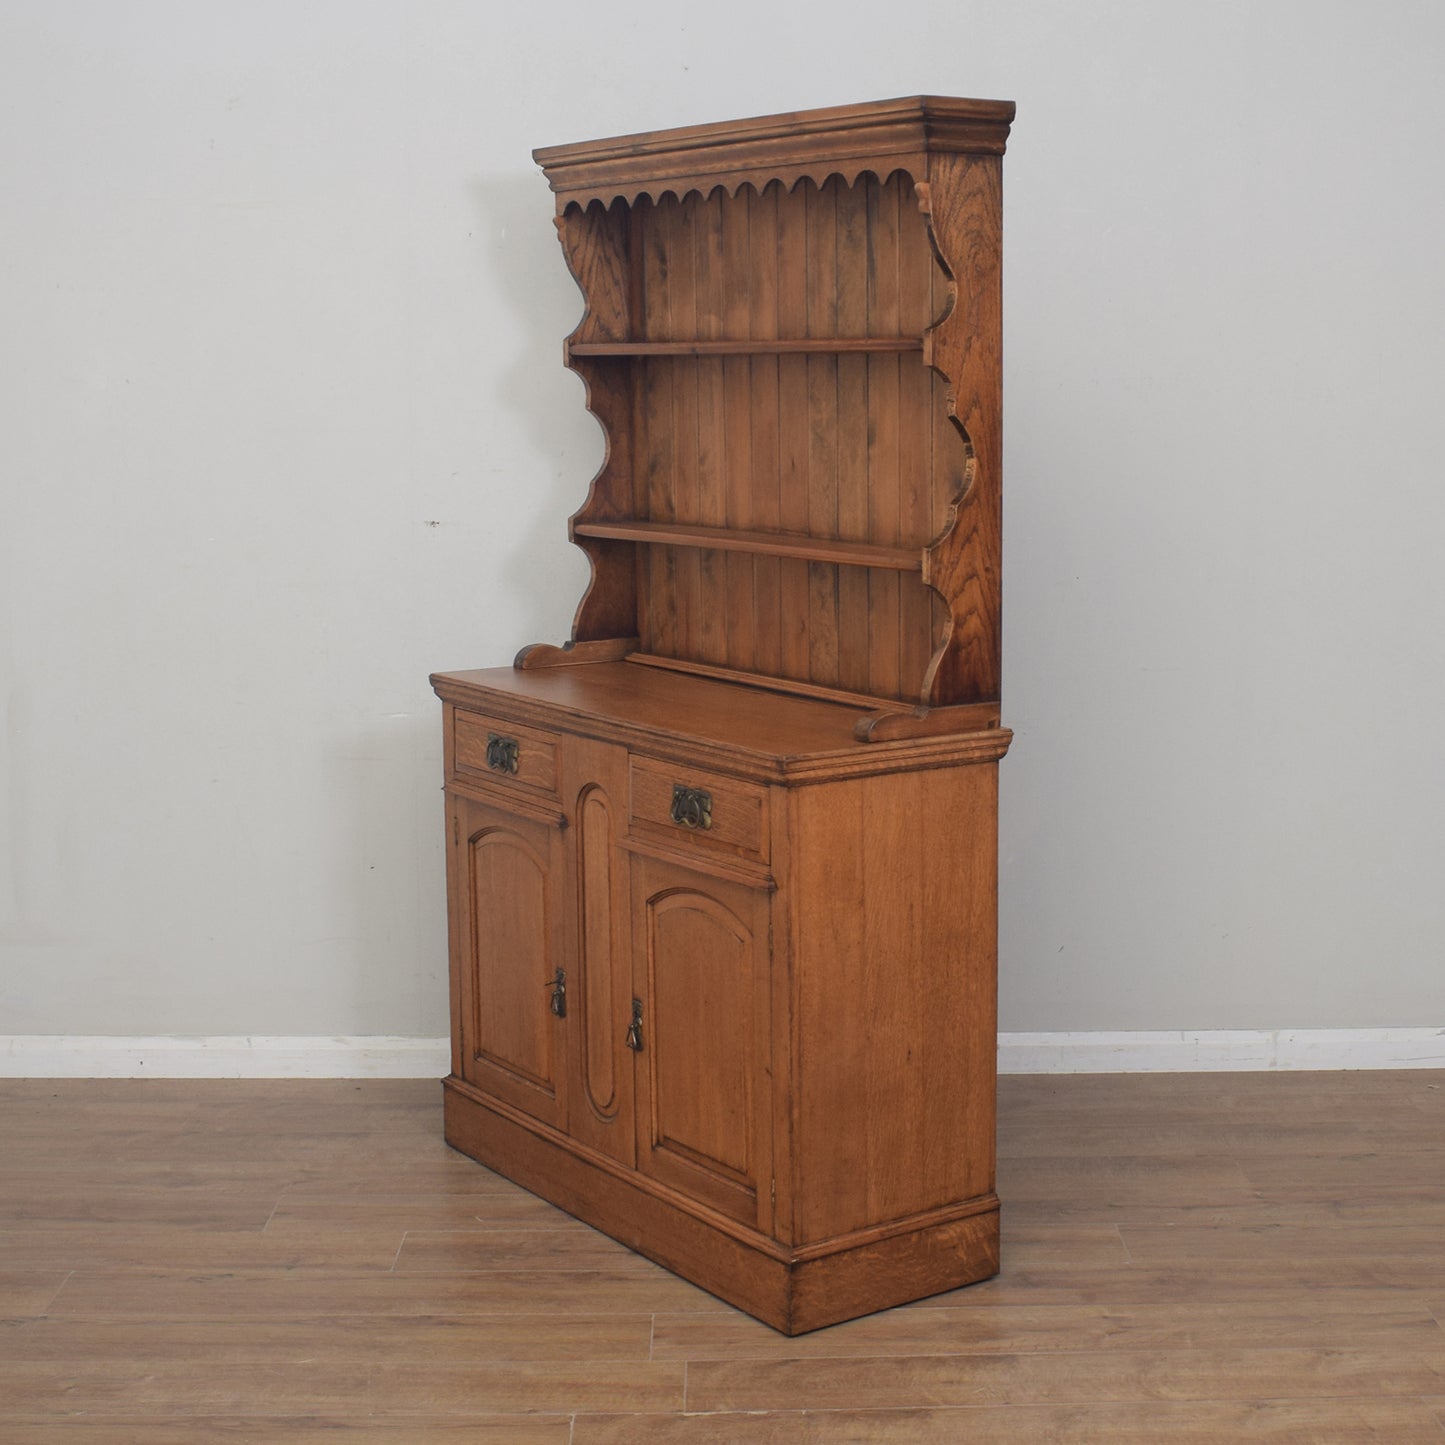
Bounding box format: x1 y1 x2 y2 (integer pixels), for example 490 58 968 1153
789 765 998 1243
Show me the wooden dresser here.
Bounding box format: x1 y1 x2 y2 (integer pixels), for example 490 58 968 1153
431 95 1015 1334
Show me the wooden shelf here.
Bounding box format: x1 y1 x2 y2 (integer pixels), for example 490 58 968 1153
572 519 923 572
567 338 922 357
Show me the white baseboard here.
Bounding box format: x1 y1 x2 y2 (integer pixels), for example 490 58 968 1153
2 1029 1442 1079
0 1035 451 1079
997 1028 1445 1074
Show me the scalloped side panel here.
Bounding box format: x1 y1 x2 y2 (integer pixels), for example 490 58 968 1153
915 154 1004 706
552 202 639 645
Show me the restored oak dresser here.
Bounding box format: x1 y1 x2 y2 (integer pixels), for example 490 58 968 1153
431 96 1015 1334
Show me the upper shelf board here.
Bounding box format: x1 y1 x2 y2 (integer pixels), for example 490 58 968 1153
533 95 1015 211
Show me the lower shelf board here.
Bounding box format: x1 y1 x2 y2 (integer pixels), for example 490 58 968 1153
442 1076 1000 1335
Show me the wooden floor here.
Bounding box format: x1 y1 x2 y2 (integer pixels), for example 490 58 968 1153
2 1073 1444 1442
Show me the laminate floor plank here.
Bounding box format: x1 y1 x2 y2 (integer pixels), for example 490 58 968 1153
573 1400 1445 1442
1005 1184 1445 1230
0 1359 684 1416
45 1266 730 1318
998 1152 1256 1203
1118 1221 1445 1266
683 1345 1445 1412
999 1070 1445 1109
997 1122 1437 1160
1239 1151 1445 1194
652 1298 1444 1360
0 1313 655 1364
0 1187 281 1231
393 1226 676 1273
0 1421 572 1444
929 1261 1445 1306
0 1421 572 1445
0 1225 406 1273
0 1421 575 1445
274 1166 523 1196
0 1273 72 1317
987 1223 1130 1267
265 1194 576 1230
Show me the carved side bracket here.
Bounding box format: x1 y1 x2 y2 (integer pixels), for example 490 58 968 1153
514 637 639 669
914 154 1004 707
551 202 638 652
854 701 1002 743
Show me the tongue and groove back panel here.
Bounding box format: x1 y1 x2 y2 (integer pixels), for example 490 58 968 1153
628 175 956 703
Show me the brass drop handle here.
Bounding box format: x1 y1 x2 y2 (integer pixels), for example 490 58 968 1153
624 998 644 1052
670 784 712 830
486 733 520 775
547 967 566 1019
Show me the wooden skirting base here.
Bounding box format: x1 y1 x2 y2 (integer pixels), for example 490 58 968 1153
442 1078 1000 1335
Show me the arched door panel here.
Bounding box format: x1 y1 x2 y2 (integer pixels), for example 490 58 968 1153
631 856 772 1227
450 795 567 1129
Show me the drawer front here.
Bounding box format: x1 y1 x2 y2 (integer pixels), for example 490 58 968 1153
453 710 558 797
628 756 769 862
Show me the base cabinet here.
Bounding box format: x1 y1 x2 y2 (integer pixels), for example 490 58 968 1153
436 673 1008 1335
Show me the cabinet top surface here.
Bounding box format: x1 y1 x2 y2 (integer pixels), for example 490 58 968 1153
533 95 1015 208
431 663 1009 782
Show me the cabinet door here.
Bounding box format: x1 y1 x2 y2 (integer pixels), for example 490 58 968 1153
448 793 567 1130
630 855 771 1228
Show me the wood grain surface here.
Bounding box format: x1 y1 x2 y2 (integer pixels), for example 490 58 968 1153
3 1073 1444 1440
539 97 1010 719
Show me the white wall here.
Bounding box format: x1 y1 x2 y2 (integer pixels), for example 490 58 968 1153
1 0 1441 1043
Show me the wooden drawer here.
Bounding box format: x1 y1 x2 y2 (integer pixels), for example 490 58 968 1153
628 755 769 862
452 710 558 797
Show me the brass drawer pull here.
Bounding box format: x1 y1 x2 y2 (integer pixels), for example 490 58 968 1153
485 733 520 775
670 784 713 830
